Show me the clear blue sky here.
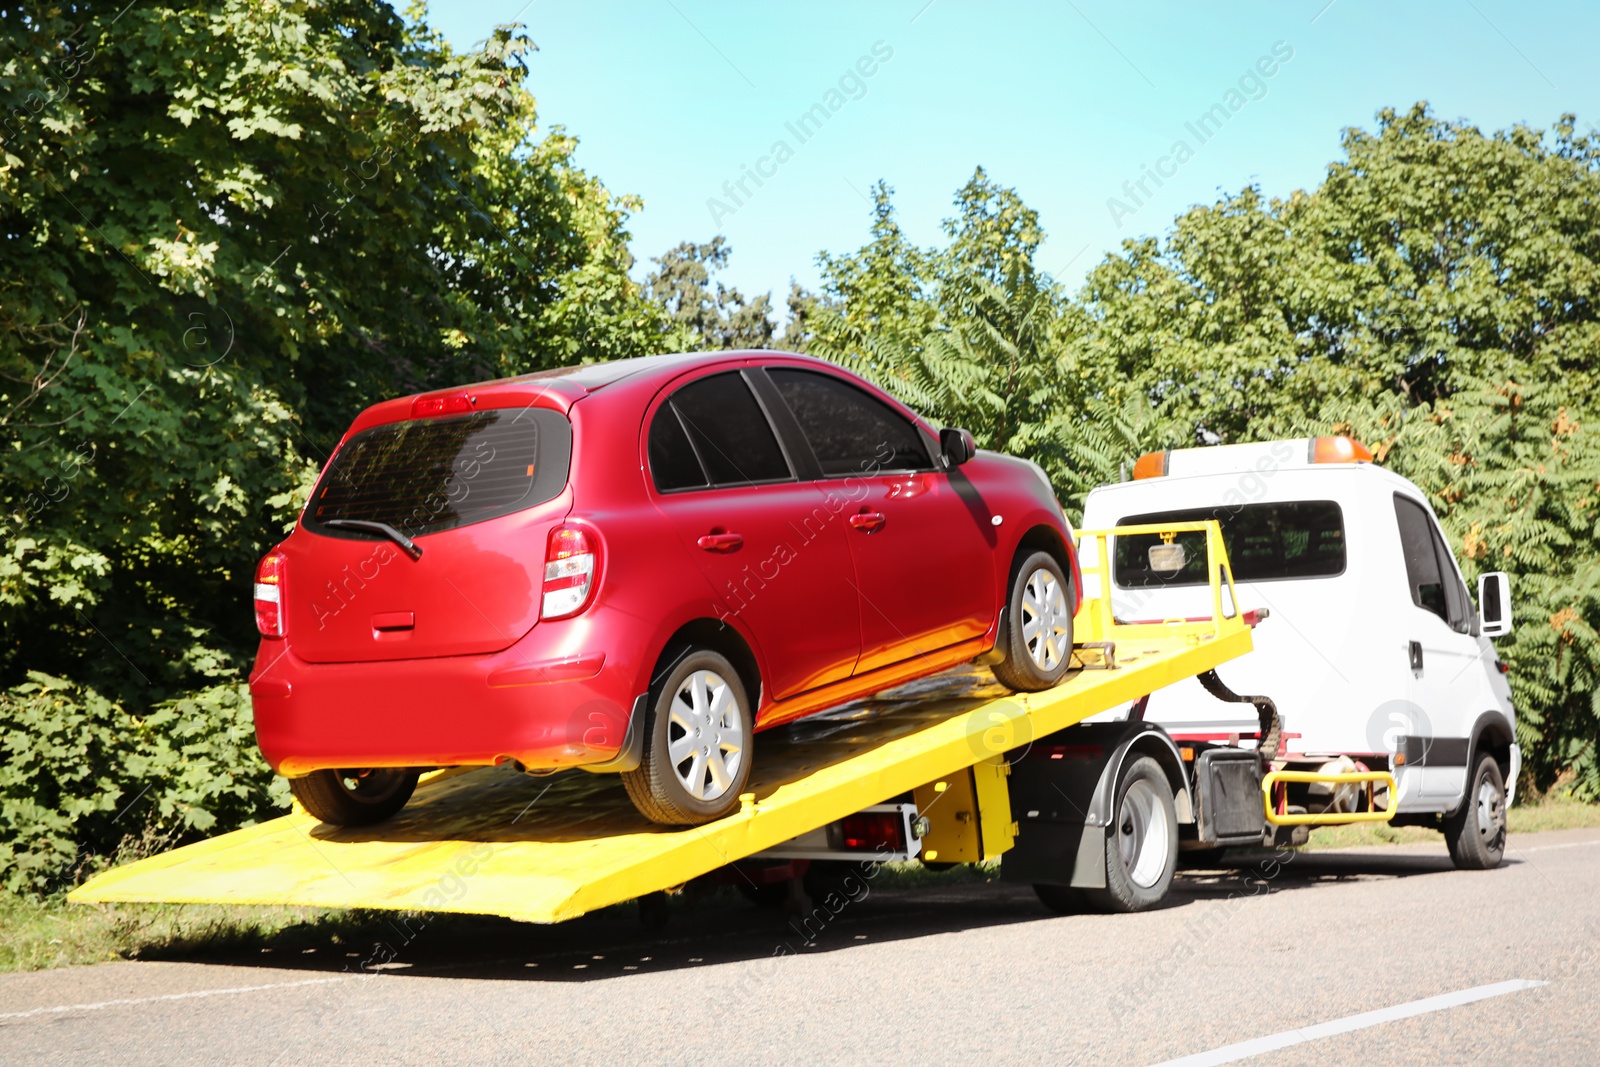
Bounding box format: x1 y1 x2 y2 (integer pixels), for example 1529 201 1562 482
426 0 1598 314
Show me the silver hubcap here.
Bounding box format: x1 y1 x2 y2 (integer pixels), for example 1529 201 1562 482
666 669 746 802
1475 776 1506 850
1022 567 1071 671
1118 778 1172 889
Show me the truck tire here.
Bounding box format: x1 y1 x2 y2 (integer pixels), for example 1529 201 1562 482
290 768 419 826
991 550 1075 692
622 650 752 825
1085 755 1178 913
1444 752 1507 870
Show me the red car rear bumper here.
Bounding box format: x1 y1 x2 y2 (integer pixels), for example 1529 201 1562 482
250 621 637 776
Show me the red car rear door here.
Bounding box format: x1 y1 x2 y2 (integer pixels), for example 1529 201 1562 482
646 369 863 702
760 366 996 675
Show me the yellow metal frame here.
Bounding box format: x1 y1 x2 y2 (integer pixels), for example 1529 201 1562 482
1261 770 1399 826
71 522 1256 925
1074 521 1240 645
912 755 1016 864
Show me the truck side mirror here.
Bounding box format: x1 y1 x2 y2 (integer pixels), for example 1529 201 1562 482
940 427 976 467
1478 571 1513 638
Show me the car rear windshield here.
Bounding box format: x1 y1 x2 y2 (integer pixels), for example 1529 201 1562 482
305 408 572 538
1113 500 1346 588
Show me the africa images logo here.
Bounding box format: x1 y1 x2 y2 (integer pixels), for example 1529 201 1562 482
1364 698 1432 757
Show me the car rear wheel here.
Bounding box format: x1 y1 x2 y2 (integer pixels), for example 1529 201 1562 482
289 767 419 826
991 550 1075 692
623 649 753 825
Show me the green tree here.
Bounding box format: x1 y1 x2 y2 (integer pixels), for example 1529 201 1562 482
643 236 776 350
0 1 668 704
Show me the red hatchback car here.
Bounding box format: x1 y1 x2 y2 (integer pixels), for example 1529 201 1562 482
250 352 1079 826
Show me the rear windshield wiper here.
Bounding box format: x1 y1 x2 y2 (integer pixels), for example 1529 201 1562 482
322 519 423 561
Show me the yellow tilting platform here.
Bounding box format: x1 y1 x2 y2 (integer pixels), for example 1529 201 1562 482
71 523 1253 924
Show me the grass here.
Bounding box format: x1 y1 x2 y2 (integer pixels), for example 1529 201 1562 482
0 894 367 974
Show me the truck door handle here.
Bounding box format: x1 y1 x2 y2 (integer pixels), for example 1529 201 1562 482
1409 640 1423 671
696 532 743 553
849 511 887 533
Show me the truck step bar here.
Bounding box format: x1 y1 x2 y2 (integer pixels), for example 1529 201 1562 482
1262 769 1399 826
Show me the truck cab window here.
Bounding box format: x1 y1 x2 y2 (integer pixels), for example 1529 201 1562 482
1393 494 1449 623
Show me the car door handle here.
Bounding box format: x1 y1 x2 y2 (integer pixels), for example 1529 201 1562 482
1409 640 1423 671
849 511 887 533
696 532 744 553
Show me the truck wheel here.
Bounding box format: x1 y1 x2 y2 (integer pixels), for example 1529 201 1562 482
1085 756 1178 913
1444 752 1507 870
289 768 419 826
622 650 752 825
991 550 1075 692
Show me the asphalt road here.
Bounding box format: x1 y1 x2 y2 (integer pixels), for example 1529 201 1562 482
4 828 1599 1066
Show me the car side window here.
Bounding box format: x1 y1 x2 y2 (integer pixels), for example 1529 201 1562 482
649 372 791 491
767 368 933 475
647 404 708 492
1393 494 1449 624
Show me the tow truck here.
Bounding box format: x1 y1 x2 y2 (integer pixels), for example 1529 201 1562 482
70 522 1395 923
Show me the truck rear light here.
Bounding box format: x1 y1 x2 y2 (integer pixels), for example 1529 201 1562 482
542 525 598 620
411 392 476 418
255 551 287 637
1309 435 1374 464
837 811 907 852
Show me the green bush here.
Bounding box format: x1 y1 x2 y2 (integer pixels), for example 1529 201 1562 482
0 673 288 896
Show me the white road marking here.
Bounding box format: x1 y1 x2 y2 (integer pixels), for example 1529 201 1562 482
1147 979 1547 1066
1514 839 1600 853
0 975 354 1022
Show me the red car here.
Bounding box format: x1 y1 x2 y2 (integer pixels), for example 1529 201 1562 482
250 352 1079 826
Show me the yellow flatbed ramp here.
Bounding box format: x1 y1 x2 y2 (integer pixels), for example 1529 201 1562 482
70 527 1253 924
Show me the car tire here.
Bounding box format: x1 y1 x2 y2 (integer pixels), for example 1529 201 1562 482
1083 756 1178 913
289 767 419 826
991 550 1075 692
1444 752 1507 870
623 649 753 825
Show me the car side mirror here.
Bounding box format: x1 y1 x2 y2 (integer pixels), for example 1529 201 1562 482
1478 571 1513 638
940 427 976 467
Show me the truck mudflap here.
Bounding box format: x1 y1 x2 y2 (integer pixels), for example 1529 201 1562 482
1002 720 1192 891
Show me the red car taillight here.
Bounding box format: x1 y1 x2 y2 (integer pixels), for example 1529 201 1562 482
255 551 287 637
542 525 598 620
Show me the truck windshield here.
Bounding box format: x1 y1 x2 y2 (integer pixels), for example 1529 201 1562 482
1114 500 1346 588
305 408 572 538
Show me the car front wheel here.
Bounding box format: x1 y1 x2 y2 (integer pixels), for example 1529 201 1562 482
991 550 1075 692
622 649 752 825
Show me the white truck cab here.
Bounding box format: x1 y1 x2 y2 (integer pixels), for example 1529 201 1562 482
1079 436 1518 869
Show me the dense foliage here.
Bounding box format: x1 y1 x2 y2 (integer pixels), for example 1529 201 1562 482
0 1 668 891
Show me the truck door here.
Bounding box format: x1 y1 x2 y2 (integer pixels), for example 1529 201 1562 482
1392 493 1482 802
